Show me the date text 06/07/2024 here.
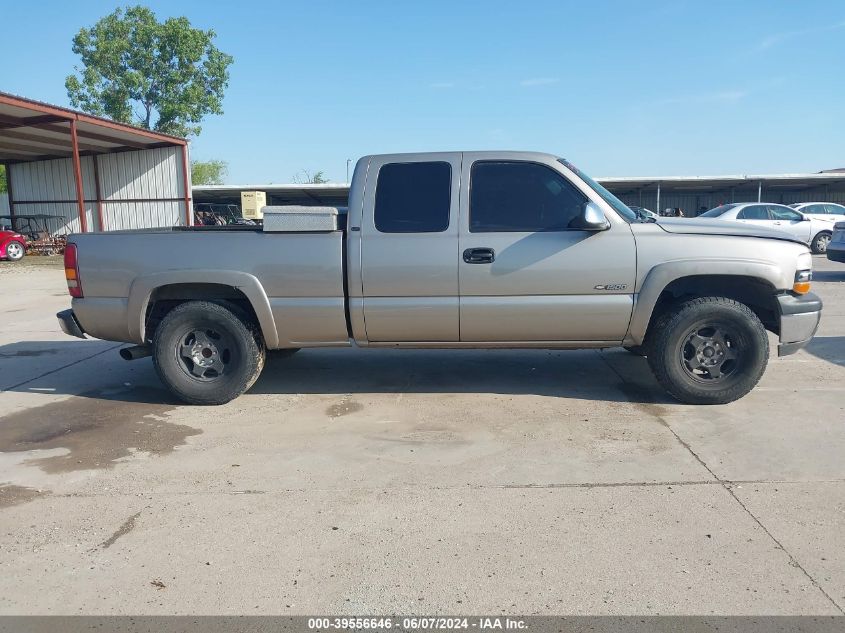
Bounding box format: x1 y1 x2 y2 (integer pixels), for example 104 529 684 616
306 617 528 630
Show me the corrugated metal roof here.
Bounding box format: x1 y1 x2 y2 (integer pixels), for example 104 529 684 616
194 171 845 203
0 91 186 164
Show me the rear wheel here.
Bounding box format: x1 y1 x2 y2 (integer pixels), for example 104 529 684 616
4 240 25 261
153 301 265 405
646 297 768 404
811 231 832 254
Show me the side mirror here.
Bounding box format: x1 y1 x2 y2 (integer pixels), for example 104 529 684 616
572 202 610 231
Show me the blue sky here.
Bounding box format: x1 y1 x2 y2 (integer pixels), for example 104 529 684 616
2 1 844 183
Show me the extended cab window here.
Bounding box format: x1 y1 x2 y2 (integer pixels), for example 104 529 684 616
470 161 588 232
374 162 451 233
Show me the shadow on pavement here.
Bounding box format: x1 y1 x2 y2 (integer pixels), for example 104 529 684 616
812 270 845 282
803 336 845 367
252 347 674 405
0 341 673 406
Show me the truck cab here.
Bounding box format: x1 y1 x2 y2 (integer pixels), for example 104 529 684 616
347 152 636 346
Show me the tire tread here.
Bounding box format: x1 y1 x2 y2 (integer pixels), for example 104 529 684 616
152 301 265 405
646 296 768 405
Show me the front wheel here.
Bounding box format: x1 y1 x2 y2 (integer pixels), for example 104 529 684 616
811 231 832 254
4 240 25 261
646 297 768 404
153 301 265 405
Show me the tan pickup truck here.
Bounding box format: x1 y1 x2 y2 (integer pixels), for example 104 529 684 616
58 151 822 405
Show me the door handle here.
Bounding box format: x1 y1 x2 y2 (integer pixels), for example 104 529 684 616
463 247 495 264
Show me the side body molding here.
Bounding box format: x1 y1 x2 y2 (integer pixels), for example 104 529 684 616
625 259 784 346
127 270 279 348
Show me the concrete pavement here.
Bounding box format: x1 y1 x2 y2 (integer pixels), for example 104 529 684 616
0 255 843 614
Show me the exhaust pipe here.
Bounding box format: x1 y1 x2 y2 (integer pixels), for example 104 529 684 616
120 345 152 361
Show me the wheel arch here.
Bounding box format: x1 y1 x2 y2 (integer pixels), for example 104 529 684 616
128 271 279 348
626 261 783 346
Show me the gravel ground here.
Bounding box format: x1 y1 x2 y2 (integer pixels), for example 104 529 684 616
0 255 63 273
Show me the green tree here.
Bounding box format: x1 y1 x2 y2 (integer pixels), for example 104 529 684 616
191 159 228 185
65 5 234 137
294 170 329 184
0 165 6 194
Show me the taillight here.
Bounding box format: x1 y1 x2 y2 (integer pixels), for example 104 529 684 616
64 244 83 298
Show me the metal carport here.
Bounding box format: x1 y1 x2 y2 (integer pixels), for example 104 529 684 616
193 173 845 218
0 91 192 233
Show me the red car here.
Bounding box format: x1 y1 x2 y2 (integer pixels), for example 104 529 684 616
0 228 26 262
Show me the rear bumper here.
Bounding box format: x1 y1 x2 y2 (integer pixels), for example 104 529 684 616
57 309 86 339
777 292 821 357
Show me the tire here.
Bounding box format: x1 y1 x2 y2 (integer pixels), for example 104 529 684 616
623 345 647 357
811 231 832 254
4 240 25 262
646 297 768 405
270 347 301 358
152 301 265 405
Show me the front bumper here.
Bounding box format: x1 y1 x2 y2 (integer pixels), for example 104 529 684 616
777 292 821 356
57 309 87 339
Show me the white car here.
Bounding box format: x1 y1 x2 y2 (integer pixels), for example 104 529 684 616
789 202 845 225
700 202 836 253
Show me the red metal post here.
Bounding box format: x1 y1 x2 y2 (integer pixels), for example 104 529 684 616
92 155 105 231
4 162 15 227
180 143 192 226
69 119 88 233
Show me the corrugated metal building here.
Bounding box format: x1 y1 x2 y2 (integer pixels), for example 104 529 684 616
605 173 845 215
194 171 845 215
0 92 191 234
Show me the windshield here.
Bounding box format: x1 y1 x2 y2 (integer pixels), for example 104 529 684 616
558 159 638 222
700 204 737 217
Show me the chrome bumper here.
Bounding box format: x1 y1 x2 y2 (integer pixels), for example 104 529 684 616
777 292 821 357
57 309 86 339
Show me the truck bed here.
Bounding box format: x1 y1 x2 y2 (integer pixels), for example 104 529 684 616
70 228 351 349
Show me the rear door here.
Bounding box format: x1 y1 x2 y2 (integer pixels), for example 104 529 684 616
359 154 461 342
824 204 845 222
457 156 636 343
801 203 828 219
736 204 772 229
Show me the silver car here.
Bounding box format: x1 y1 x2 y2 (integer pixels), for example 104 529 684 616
700 203 836 253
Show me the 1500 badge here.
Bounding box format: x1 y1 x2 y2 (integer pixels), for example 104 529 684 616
594 283 628 291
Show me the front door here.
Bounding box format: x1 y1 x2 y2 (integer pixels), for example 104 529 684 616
360 153 461 342
768 205 812 242
458 156 637 343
